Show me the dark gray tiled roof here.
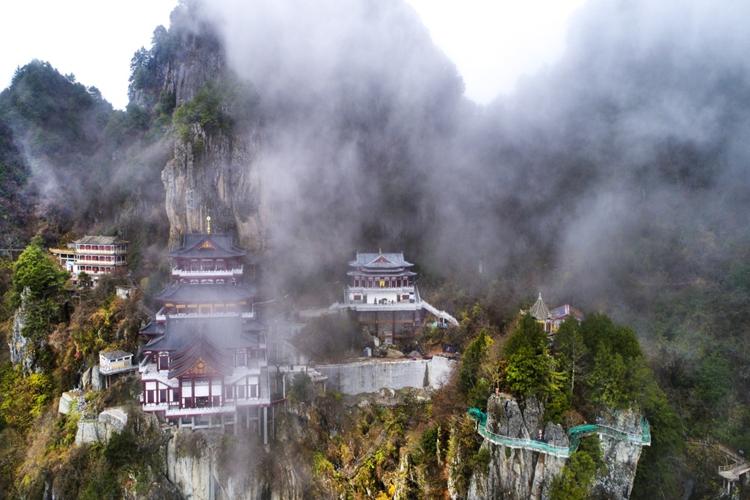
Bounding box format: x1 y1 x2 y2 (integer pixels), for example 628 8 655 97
155 283 256 303
145 316 264 351
168 335 232 378
170 233 246 259
140 321 166 336
349 252 414 269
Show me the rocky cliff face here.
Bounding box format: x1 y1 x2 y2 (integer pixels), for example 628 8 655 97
162 123 264 251
591 409 644 500
129 3 265 251
464 394 644 500
466 395 568 500
8 288 36 373
166 429 303 500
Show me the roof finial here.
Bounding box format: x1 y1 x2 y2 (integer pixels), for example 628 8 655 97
206 215 212 235
379 247 382 254
538 292 543 300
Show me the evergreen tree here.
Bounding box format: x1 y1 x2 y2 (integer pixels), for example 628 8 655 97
553 318 588 397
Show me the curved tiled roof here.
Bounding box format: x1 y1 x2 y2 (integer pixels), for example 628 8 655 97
349 251 414 269
155 283 256 303
145 316 264 350
169 233 246 259
140 321 166 336
167 335 232 378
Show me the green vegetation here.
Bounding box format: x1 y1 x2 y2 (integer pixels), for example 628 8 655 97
0 364 53 432
0 238 149 494
172 80 259 149
173 83 232 143
8 238 69 371
288 372 315 403
504 315 566 415
550 436 604 500
11 237 68 305
458 328 493 407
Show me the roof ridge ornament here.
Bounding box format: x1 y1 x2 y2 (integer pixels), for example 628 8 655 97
206 216 212 235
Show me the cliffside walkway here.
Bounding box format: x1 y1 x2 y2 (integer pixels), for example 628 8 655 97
421 300 459 327
709 442 750 483
467 408 651 459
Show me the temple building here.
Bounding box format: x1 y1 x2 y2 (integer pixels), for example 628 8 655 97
138 232 282 441
335 251 457 344
528 293 584 334
50 235 128 282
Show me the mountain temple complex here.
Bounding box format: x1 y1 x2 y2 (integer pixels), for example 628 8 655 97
138 233 282 441
335 251 458 344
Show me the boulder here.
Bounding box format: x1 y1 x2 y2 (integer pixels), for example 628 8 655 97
543 421 569 448
58 390 83 415
99 407 128 432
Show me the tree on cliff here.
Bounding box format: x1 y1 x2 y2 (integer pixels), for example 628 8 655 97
458 328 493 407
11 238 68 305
9 238 69 370
550 436 604 500
553 318 587 396
502 315 566 413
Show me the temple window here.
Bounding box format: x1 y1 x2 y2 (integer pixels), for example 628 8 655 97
235 349 247 367
158 353 169 370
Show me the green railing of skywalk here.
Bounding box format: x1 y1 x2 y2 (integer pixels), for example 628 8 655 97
477 424 572 458
467 408 651 457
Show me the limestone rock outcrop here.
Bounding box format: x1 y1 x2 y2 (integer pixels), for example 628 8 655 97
8 288 37 373
465 394 644 500
162 122 264 252
591 409 645 500
467 395 567 500
165 429 303 500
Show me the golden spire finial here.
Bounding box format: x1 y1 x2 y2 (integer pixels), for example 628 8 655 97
206 216 212 235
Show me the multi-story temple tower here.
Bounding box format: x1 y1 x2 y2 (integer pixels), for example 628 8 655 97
339 251 458 344
138 231 282 441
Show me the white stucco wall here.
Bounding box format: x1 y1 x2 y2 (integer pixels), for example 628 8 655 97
317 356 456 395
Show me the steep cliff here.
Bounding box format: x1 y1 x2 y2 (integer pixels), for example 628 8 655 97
591 410 645 500
130 0 466 266
464 394 644 500
466 395 568 499
166 428 304 500
8 288 38 373
129 3 268 251
162 118 264 251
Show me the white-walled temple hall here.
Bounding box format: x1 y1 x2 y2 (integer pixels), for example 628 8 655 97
138 233 282 442
335 251 458 343
50 235 128 281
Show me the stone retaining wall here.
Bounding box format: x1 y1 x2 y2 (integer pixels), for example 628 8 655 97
316 356 456 395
